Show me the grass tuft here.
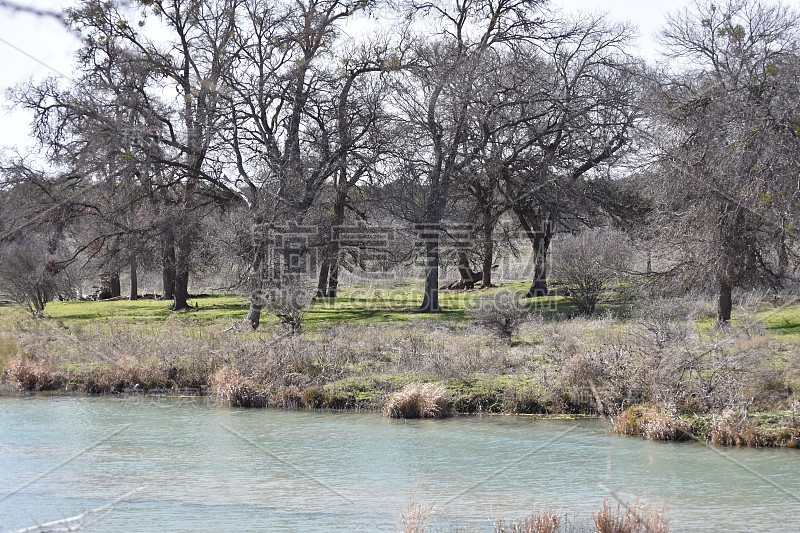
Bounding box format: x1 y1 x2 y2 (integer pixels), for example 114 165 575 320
383 382 450 419
211 366 267 408
594 500 669 533
494 510 560 532
613 405 692 442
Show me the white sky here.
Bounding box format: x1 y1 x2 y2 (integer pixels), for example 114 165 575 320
0 0 691 155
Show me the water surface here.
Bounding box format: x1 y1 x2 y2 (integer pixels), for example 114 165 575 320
1 396 798 531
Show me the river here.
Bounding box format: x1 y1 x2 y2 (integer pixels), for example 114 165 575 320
1 396 798 531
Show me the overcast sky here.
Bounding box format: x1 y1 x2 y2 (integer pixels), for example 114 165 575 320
0 0 690 154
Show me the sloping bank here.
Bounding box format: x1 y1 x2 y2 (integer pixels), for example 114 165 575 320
1 319 799 447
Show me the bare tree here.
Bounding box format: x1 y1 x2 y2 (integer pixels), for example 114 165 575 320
650 0 800 323
0 238 70 318
550 228 630 315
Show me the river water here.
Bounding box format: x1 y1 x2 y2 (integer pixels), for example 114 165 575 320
0 396 798 532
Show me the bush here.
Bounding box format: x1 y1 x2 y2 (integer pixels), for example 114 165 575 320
550 228 630 315
383 382 450 418
263 276 313 334
469 290 530 343
0 240 71 318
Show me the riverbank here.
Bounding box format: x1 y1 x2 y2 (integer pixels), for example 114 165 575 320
1 291 799 447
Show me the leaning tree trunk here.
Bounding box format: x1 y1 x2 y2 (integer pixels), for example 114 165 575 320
717 278 733 324
419 230 441 312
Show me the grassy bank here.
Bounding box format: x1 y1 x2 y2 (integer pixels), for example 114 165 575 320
1 287 799 447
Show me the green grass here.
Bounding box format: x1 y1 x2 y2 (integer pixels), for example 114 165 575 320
0 281 574 331
694 297 800 340
760 299 800 339
1 284 798 344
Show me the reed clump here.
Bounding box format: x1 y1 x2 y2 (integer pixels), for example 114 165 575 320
211 366 267 408
494 510 560 533
594 500 669 533
709 417 800 448
383 382 450 418
612 405 692 442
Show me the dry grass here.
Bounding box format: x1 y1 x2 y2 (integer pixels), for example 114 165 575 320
709 417 800 448
1 294 798 448
613 405 692 442
594 501 669 533
210 366 268 407
0 334 18 372
399 500 432 533
4 358 64 391
383 383 450 418
494 510 560 533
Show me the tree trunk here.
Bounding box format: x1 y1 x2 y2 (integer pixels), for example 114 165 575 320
418 231 441 312
717 278 733 324
480 217 494 289
245 299 262 330
515 208 552 297
528 223 551 297
328 256 341 298
129 254 138 300
161 230 176 300
316 260 330 297
110 272 121 298
171 231 191 311
319 192 347 299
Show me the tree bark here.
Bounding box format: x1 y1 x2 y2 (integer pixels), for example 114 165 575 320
316 260 330 297
161 229 176 300
171 230 191 311
245 299 262 330
717 278 733 324
480 217 494 289
419 231 441 312
110 272 121 298
129 254 138 300
515 208 552 297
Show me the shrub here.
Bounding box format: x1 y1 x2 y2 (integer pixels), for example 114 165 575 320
383 382 450 418
264 276 313 334
469 290 530 343
0 240 71 318
5 358 64 391
550 228 630 315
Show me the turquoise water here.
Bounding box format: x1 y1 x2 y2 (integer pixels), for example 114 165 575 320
1 396 798 531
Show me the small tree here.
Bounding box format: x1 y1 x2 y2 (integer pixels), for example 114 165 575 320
250 276 313 335
0 240 68 318
551 228 629 316
469 290 529 343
